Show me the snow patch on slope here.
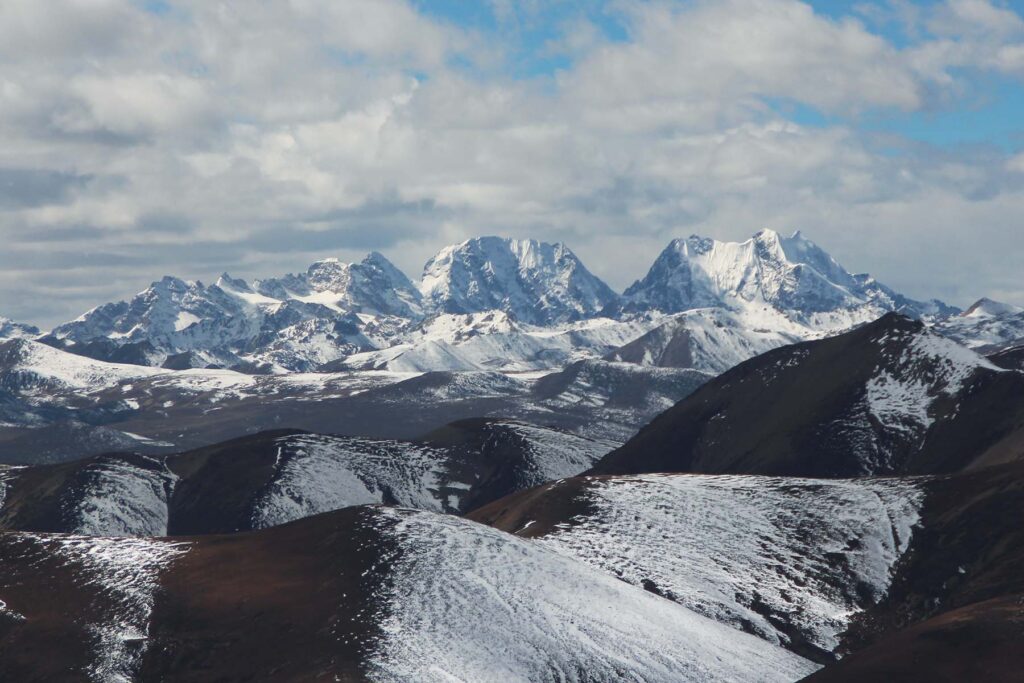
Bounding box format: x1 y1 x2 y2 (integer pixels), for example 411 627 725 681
537 474 923 657
2 340 163 392
865 327 1002 431
67 458 176 537
250 435 450 527
367 508 818 682
20 533 189 682
498 422 615 482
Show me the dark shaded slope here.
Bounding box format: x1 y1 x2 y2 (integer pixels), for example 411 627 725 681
988 343 1024 371
138 507 397 682
591 313 1024 478
803 596 1024 683
415 418 596 514
0 452 170 535
603 322 696 368
839 461 1024 654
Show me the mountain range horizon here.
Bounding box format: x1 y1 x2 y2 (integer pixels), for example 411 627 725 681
6 228 1014 333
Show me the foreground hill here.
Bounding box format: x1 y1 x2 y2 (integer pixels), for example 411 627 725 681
470 459 1024 677
0 506 816 682
471 472 923 663
803 596 1024 682
591 313 1024 478
0 419 613 536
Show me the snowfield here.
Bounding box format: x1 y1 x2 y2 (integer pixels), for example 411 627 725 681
250 436 452 526
65 457 176 537
534 473 924 657
0 339 164 393
342 311 659 373
864 325 1004 433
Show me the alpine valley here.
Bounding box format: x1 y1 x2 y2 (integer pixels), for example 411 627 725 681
2 229 1024 682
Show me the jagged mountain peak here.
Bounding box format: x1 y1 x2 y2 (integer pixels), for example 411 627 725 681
419 236 618 326
303 257 354 292
362 249 403 271
150 274 201 292
256 252 421 313
0 316 40 341
625 230 945 326
214 272 253 292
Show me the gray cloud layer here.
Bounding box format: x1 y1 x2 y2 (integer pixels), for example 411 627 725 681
1 0 1023 328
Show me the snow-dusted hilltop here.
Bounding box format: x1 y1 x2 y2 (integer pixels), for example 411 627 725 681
593 313 1021 478
0 317 40 340
420 236 619 325
474 472 922 662
623 229 954 326
962 297 1024 319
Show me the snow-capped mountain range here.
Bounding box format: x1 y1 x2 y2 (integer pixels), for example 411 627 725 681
2 230 1018 378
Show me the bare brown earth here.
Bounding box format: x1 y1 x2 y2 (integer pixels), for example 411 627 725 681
803 596 1024 682
0 507 399 682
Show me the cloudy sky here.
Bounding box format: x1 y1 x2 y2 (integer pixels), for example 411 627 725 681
2 0 1023 328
